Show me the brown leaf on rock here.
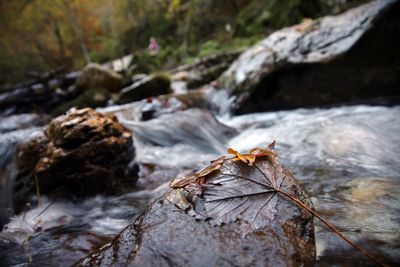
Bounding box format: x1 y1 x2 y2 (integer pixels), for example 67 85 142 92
248 147 278 158
167 141 386 267
169 156 225 188
202 155 285 231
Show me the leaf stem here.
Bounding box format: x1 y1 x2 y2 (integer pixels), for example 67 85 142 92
276 189 388 267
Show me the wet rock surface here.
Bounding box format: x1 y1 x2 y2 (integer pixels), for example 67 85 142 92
77 156 315 267
13 108 138 212
75 63 123 93
219 0 400 113
171 52 240 89
117 73 172 104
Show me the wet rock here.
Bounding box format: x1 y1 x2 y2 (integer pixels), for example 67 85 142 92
138 97 185 121
117 73 172 104
171 52 240 89
51 88 111 116
122 108 237 154
219 0 400 113
13 108 138 212
77 156 315 266
75 63 123 93
100 85 220 123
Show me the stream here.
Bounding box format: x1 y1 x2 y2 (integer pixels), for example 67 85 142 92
0 104 399 266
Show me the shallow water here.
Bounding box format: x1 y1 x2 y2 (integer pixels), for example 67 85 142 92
1 105 399 266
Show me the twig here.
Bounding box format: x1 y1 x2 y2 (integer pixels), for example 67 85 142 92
34 198 57 219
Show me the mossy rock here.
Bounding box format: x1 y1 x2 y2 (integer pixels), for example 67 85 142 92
75 63 123 93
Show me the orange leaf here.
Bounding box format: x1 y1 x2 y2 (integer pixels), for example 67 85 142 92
227 148 256 166
197 156 225 177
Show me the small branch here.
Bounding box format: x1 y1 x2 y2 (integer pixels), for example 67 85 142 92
276 189 388 267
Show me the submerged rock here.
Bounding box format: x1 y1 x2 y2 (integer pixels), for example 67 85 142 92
13 108 138 212
77 152 315 266
219 0 400 113
117 73 172 104
75 63 123 93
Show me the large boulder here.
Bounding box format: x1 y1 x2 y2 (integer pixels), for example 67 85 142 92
75 63 123 93
77 151 315 266
218 0 400 113
13 108 138 212
171 52 241 89
117 73 172 104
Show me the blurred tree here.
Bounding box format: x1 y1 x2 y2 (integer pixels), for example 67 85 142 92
63 0 90 64
0 0 369 86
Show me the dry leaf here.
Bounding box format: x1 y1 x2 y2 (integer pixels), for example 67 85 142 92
202 156 285 230
167 141 385 266
248 147 277 158
170 156 225 188
227 148 256 165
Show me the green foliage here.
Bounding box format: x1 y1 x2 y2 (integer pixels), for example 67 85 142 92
198 41 221 58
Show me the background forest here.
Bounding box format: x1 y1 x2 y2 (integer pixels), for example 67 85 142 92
0 0 367 86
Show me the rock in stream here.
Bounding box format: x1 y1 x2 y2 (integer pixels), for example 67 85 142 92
13 108 138 212
77 153 316 267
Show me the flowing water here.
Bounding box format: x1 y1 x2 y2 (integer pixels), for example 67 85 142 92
0 105 399 266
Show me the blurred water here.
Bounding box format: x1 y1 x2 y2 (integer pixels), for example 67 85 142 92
0 127 41 229
1 105 399 266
